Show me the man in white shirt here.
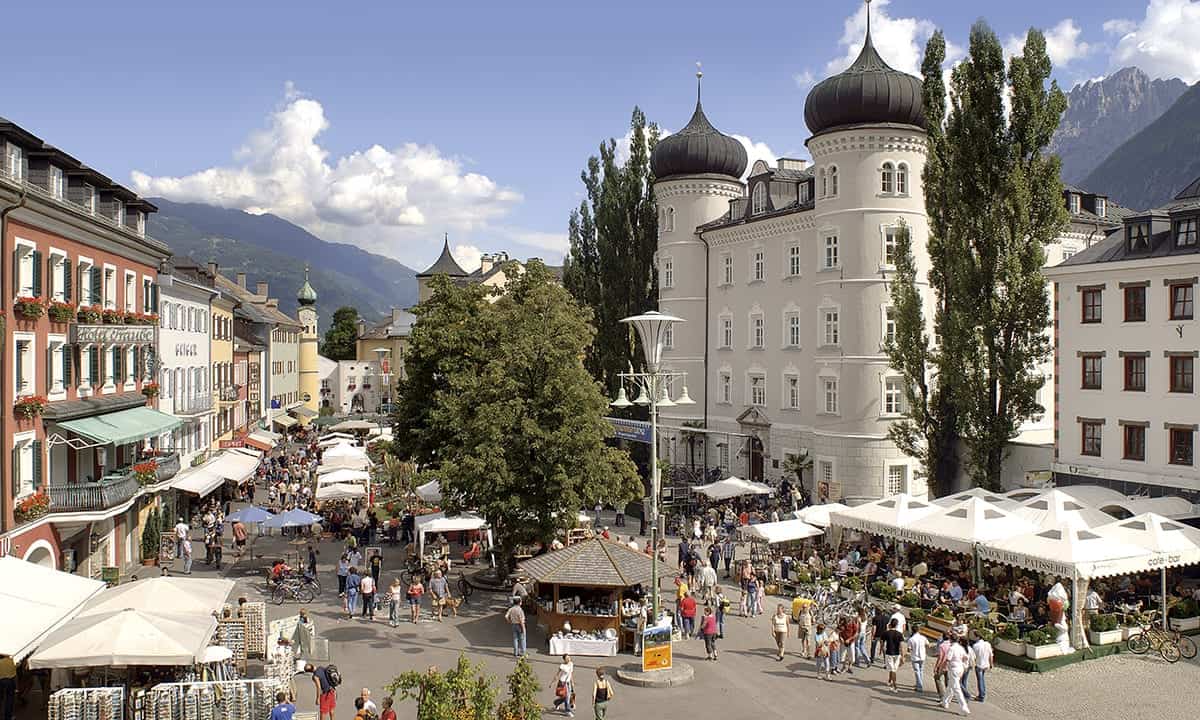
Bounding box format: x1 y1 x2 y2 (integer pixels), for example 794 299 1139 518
889 605 907 635
891 574 906 593
907 626 929 692
837 556 849 575
970 631 993 703
174 518 190 558
627 537 639 552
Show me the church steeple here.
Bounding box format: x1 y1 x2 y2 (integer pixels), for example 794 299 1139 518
296 265 318 306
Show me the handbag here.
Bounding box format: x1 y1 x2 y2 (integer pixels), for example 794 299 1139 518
555 682 568 699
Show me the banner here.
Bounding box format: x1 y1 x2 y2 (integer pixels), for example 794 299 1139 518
606 417 652 444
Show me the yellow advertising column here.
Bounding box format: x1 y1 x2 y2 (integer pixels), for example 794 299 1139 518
296 266 320 425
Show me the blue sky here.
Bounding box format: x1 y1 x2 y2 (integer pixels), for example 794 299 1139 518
4 0 1195 271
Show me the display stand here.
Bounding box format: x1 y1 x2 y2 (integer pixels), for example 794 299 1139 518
48 686 126 720
145 679 282 720
239 602 267 658
213 620 248 674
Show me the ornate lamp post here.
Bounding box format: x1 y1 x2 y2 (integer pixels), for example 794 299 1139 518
611 311 695 622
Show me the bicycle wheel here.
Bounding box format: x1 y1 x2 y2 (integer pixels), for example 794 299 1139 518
458 577 473 600
1160 641 1181 663
1178 635 1197 659
400 569 413 586
1127 632 1150 654
272 586 288 606
298 586 315 604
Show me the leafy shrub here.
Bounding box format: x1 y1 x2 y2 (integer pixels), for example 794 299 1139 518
871 581 895 601
909 609 927 625
1024 629 1051 646
843 575 863 591
899 592 921 608
794 570 813 585
997 623 1020 640
1090 614 1118 632
932 605 956 621
1169 598 1200 619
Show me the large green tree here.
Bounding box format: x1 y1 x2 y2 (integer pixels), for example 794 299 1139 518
319 306 360 360
898 24 1068 491
393 262 641 571
563 108 660 390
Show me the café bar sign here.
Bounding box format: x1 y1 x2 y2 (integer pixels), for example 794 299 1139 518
71 324 156 345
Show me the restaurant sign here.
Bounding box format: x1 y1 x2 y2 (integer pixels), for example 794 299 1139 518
71 324 156 345
606 417 652 444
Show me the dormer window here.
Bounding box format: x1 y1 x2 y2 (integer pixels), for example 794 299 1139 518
84 184 97 214
751 183 768 215
1096 197 1106 218
881 162 894 194
5 143 23 182
49 166 65 199
1068 194 1081 214
799 181 810 204
1176 218 1197 248
1128 223 1150 251
114 200 125 225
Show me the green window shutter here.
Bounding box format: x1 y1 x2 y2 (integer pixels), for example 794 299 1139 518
31 440 42 489
11 446 20 498
90 347 99 384
12 249 19 295
63 345 72 387
15 341 24 390
113 347 121 381
31 250 43 297
90 268 102 305
134 346 142 382
45 346 52 394
63 259 73 301
152 282 159 309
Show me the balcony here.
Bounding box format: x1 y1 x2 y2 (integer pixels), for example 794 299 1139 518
217 385 240 405
146 450 181 483
46 474 140 514
173 395 213 417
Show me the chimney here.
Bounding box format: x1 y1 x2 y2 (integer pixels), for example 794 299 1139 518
256 281 269 297
391 308 404 324
777 157 808 172
479 254 493 275
266 298 278 308
207 262 218 277
357 319 367 338
236 272 247 288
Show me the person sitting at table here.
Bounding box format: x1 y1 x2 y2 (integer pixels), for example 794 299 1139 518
974 590 991 616
921 581 940 608
939 580 955 605
863 559 878 581
911 558 928 579
946 556 962 573
948 580 964 602
463 540 483 565
890 572 906 594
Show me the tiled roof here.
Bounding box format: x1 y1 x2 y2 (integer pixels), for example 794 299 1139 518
214 273 301 328
417 237 467 278
517 538 672 588
359 310 417 340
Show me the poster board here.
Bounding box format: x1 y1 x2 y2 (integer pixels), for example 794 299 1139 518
641 626 672 671
101 566 121 586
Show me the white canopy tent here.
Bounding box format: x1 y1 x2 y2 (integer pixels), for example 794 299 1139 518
416 479 442 503
792 502 851 528
28 609 217 668
1105 496 1195 519
171 449 260 496
316 483 368 501
828 493 940 538
318 433 357 446
934 488 1022 509
0 556 106 662
320 442 373 471
316 468 371 486
692 476 773 500
329 419 377 432
1013 489 1115 530
904 498 1036 555
738 519 823 544
1053 485 1129 507
979 525 1152 581
77 577 234 619
1096 513 1200 624
415 512 492 558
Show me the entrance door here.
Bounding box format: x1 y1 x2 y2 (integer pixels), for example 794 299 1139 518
749 436 764 484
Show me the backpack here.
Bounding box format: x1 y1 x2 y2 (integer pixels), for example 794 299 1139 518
325 665 343 688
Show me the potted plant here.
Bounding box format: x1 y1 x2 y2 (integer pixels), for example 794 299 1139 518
13 490 49 523
870 580 896 603
1024 627 1062 660
1087 613 1123 646
141 507 161 565
794 570 813 586
77 304 103 323
132 460 158 486
995 622 1025 656
14 296 44 320
47 301 75 323
141 382 160 400
1168 598 1200 632
909 608 927 629
843 574 864 592
898 591 921 610
102 308 124 324
14 395 48 420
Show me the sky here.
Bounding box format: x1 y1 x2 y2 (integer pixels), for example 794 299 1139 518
4 0 1197 272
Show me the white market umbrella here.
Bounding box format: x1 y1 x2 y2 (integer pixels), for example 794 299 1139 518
330 420 377 432
28 608 216 668
316 483 368 501
792 502 850 528
828 493 939 538
738 519 823 544
980 524 1152 580
693 476 773 500
934 488 1022 509
317 468 371 485
906 497 1036 555
1095 513 1200 623
0 556 106 662
263 508 324 529
1014 489 1115 531
416 479 442 503
78 577 234 619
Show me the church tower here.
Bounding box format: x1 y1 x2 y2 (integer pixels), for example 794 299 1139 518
650 68 748 428
296 266 320 425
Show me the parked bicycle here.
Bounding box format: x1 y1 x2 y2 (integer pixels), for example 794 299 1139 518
1125 612 1197 662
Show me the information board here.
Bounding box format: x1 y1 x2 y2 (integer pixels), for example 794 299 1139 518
641 626 672 671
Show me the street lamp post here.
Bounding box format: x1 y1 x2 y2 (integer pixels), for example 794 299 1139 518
612 311 695 624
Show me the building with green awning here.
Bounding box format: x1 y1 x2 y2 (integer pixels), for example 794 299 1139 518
56 407 182 447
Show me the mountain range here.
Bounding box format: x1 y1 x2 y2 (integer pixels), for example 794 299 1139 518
147 198 418 332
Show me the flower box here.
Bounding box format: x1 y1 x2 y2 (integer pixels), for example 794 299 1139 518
1025 642 1062 660
14 395 48 420
14 491 49 523
132 461 158 486
1088 629 1123 646
994 638 1025 656
14 297 44 320
47 302 75 323
77 305 103 324
102 309 125 325
141 383 161 399
1169 616 1200 632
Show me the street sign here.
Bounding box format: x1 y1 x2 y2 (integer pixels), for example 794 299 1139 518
606 417 652 444
641 626 672 671
219 439 245 449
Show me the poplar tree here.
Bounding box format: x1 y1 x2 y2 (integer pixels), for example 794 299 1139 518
563 108 660 390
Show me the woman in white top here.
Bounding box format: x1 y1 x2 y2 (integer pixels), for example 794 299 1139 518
940 639 971 715
551 653 575 716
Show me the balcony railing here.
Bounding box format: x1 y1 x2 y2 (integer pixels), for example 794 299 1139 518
46 474 140 513
149 451 181 482
217 385 240 403
174 395 213 416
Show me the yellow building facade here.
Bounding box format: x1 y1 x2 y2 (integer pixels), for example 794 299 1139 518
297 268 320 425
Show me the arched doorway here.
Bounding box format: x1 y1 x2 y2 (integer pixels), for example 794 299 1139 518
24 540 56 569
350 393 365 414
749 436 765 484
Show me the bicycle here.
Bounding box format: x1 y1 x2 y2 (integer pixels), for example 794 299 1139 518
1126 613 1197 663
272 579 315 605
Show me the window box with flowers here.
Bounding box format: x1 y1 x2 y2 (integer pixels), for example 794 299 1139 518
14 490 49 523
132 460 158 486
125 312 157 326
47 301 75 323
15 297 45 320
102 308 125 325
14 395 48 420
141 382 161 400
77 305 103 324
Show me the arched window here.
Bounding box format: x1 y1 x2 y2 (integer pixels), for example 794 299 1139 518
819 168 827 198
881 162 894 194
666 207 676 232
829 166 839 197
896 163 909 195
751 183 768 215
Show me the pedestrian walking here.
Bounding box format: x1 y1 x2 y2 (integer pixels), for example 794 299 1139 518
941 638 971 715
721 536 735 578
908 625 929 693
745 574 760 617
882 618 905 692
0 653 16 720
174 517 189 558
551 654 575 717
506 597 527 657
715 589 729 639
345 567 361 618
838 613 859 674
337 554 350 597
934 634 951 700
360 573 376 620
305 663 337 720
870 606 889 665
796 602 813 658
813 624 832 680
771 604 790 661
388 578 403 627
429 570 450 622
407 576 424 623
855 607 870 666
971 630 993 702
679 591 697 637
591 668 613 720
181 537 193 574
307 544 318 576
379 696 397 720
701 606 720 660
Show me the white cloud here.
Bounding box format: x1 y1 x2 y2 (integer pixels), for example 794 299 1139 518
132 85 530 268
1107 0 1200 82
730 135 779 177
1005 19 1094 67
452 244 483 273
825 0 938 77
792 70 816 89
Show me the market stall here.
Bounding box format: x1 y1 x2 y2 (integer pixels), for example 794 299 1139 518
316 468 371 485
738 519 823 544
414 511 492 559
316 483 368 501
792 502 850 528
828 492 939 538
692 475 773 500
28 609 218 668
518 538 671 656
318 442 372 471
0 556 106 663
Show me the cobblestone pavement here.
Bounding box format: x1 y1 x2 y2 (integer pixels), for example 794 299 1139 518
990 653 1200 720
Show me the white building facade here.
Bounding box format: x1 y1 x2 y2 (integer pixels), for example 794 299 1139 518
320 360 384 416
157 268 216 465
1046 177 1200 501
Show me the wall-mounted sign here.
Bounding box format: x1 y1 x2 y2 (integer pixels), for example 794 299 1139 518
71 324 156 345
219 439 244 449
606 417 652 444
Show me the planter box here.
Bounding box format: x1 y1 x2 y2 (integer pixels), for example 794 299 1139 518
1025 643 1062 660
1169 616 1200 632
1088 629 1123 646
995 638 1026 656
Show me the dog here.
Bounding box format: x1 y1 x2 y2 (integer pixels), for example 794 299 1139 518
440 596 464 617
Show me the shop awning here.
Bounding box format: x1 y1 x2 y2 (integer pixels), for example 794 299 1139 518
171 465 224 497
172 450 261 495
738 519 824 544
0 556 106 662
244 433 274 452
289 406 318 418
272 414 298 429
56 406 182 446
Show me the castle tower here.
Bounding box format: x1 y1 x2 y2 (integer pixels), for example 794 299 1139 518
650 68 748 428
297 265 320 425
416 233 468 304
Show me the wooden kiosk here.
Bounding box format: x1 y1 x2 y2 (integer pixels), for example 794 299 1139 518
517 538 670 656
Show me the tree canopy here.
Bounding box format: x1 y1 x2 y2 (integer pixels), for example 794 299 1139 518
392 262 642 570
320 305 360 360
